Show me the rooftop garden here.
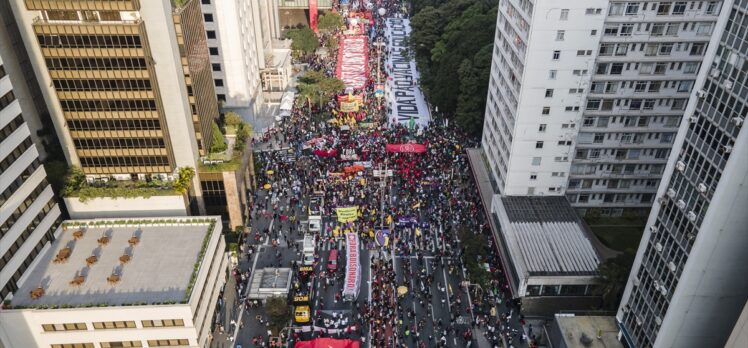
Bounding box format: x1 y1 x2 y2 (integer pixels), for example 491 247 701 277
63 166 194 202
199 113 252 173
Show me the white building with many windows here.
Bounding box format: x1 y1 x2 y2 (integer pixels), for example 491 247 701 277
481 0 609 197
0 42 62 302
0 217 227 348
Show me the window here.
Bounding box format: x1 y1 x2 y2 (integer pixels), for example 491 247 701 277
556 30 565 41
202 0 211 4
527 187 535 195
536 141 544 149
549 70 557 79
542 107 551 115
545 89 554 98
591 29 597 36
142 319 185 328
610 63 624 75
690 43 706 55
204 13 213 22
538 124 547 132
211 63 221 71
214 79 224 87
673 2 687 14
677 80 693 92
209 47 218 55
532 157 542 165
683 62 699 74
217 94 226 102
146 339 190 347
593 133 605 143
597 117 609 128
596 63 609 74
93 321 136 329
51 344 94 348
100 342 143 348
620 24 634 36
659 43 674 55
552 50 560 60
705 1 718 14
42 323 87 331
583 117 595 127
657 2 672 15
625 3 640 15
206 30 216 39
530 174 537 180
609 3 624 16
586 99 601 110
560 9 569 20
696 23 712 35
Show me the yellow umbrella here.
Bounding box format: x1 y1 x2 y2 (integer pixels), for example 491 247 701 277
266 170 274 175
263 183 271 190
397 286 408 296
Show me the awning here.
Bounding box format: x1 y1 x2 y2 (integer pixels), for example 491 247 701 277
280 92 296 111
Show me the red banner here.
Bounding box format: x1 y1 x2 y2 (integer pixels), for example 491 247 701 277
336 36 369 89
310 0 318 33
385 144 427 153
313 149 338 157
295 338 360 348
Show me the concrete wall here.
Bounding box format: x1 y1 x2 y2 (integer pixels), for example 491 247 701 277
64 196 188 219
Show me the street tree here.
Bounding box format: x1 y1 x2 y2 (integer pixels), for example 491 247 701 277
317 12 344 32
224 111 242 126
286 27 320 56
265 296 291 335
595 252 635 309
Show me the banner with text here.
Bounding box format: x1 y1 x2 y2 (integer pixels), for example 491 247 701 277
385 18 431 128
342 232 361 300
385 143 427 153
336 206 359 223
336 36 369 90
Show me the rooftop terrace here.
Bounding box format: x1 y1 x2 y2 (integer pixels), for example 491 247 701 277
11 217 219 308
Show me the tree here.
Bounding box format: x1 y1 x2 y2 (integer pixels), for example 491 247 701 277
173 167 195 194
286 27 320 55
297 70 345 106
224 111 242 126
595 252 635 309
456 44 493 136
62 166 86 196
317 12 344 32
265 296 291 335
234 122 253 152
210 121 227 153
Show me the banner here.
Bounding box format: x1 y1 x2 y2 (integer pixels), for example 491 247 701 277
385 18 431 127
341 148 359 161
310 0 318 33
396 216 418 227
313 149 338 157
340 100 359 112
385 143 427 153
375 229 391 246
336 36 369 89
342 233 361 300
336 206 359 222
295 338 360 348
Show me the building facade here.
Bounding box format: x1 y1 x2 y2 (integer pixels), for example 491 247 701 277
567 0 724 216
0 217 227 348
8 0 204 178
201 0 266 120
481 0 609 196
0 48 62 301
617 0 748 346
482 0 725 216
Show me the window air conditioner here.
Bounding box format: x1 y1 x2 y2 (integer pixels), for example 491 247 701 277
655 242 663 252
696 89 706 98
710 68 720 78
689 115 699 123
668 262 676 272
677 199 686 209
633 277 640 286
724 80 733 90
667 188 677 197
687 233 696 240
650 225 659 233
732 117 744 127
697 183 707 193
721 145 733 154
687 211 697 221
676 161 686 171
655 317 663 326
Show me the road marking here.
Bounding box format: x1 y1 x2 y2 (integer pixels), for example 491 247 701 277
460 258 476 325
442 266 451 314
231 251 260 342
264 219 274 246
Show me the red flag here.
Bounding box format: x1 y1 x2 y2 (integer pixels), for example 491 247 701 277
385 144 427 153
310 0 318 33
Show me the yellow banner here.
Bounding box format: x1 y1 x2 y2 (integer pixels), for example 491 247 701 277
340 101 359 113
336 206 359 223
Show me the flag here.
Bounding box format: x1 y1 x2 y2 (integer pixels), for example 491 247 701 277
336 206 359 222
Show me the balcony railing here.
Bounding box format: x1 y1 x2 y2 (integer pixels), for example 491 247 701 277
279 0 333 9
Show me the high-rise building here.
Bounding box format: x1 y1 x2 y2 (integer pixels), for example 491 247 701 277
481 0 724 217
200 0 268 119
0 40 62 301
617 0 748 346
8 0 209 178
481 0 609 195
567 0 723 216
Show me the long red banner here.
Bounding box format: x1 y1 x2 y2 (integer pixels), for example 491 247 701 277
336 36 369 89
385 144 427 153
295 338 360 348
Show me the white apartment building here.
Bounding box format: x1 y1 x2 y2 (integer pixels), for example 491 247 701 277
567 0 723 216
481 0 609 196
617 0 748 346
0 46 62 302
201 0 287 120
482 0 724 217
0 217 227 348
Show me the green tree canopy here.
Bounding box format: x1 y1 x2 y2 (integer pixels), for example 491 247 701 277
265 296 290 335
286 27 320 55
297 70 345 106
224 111 242 126
595 252 635 309
210 121 227 153
317 12 344 32
409 0 498 136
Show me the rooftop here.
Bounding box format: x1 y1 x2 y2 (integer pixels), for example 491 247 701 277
11 217 218 308
554 315 624 348
495 196 601 276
